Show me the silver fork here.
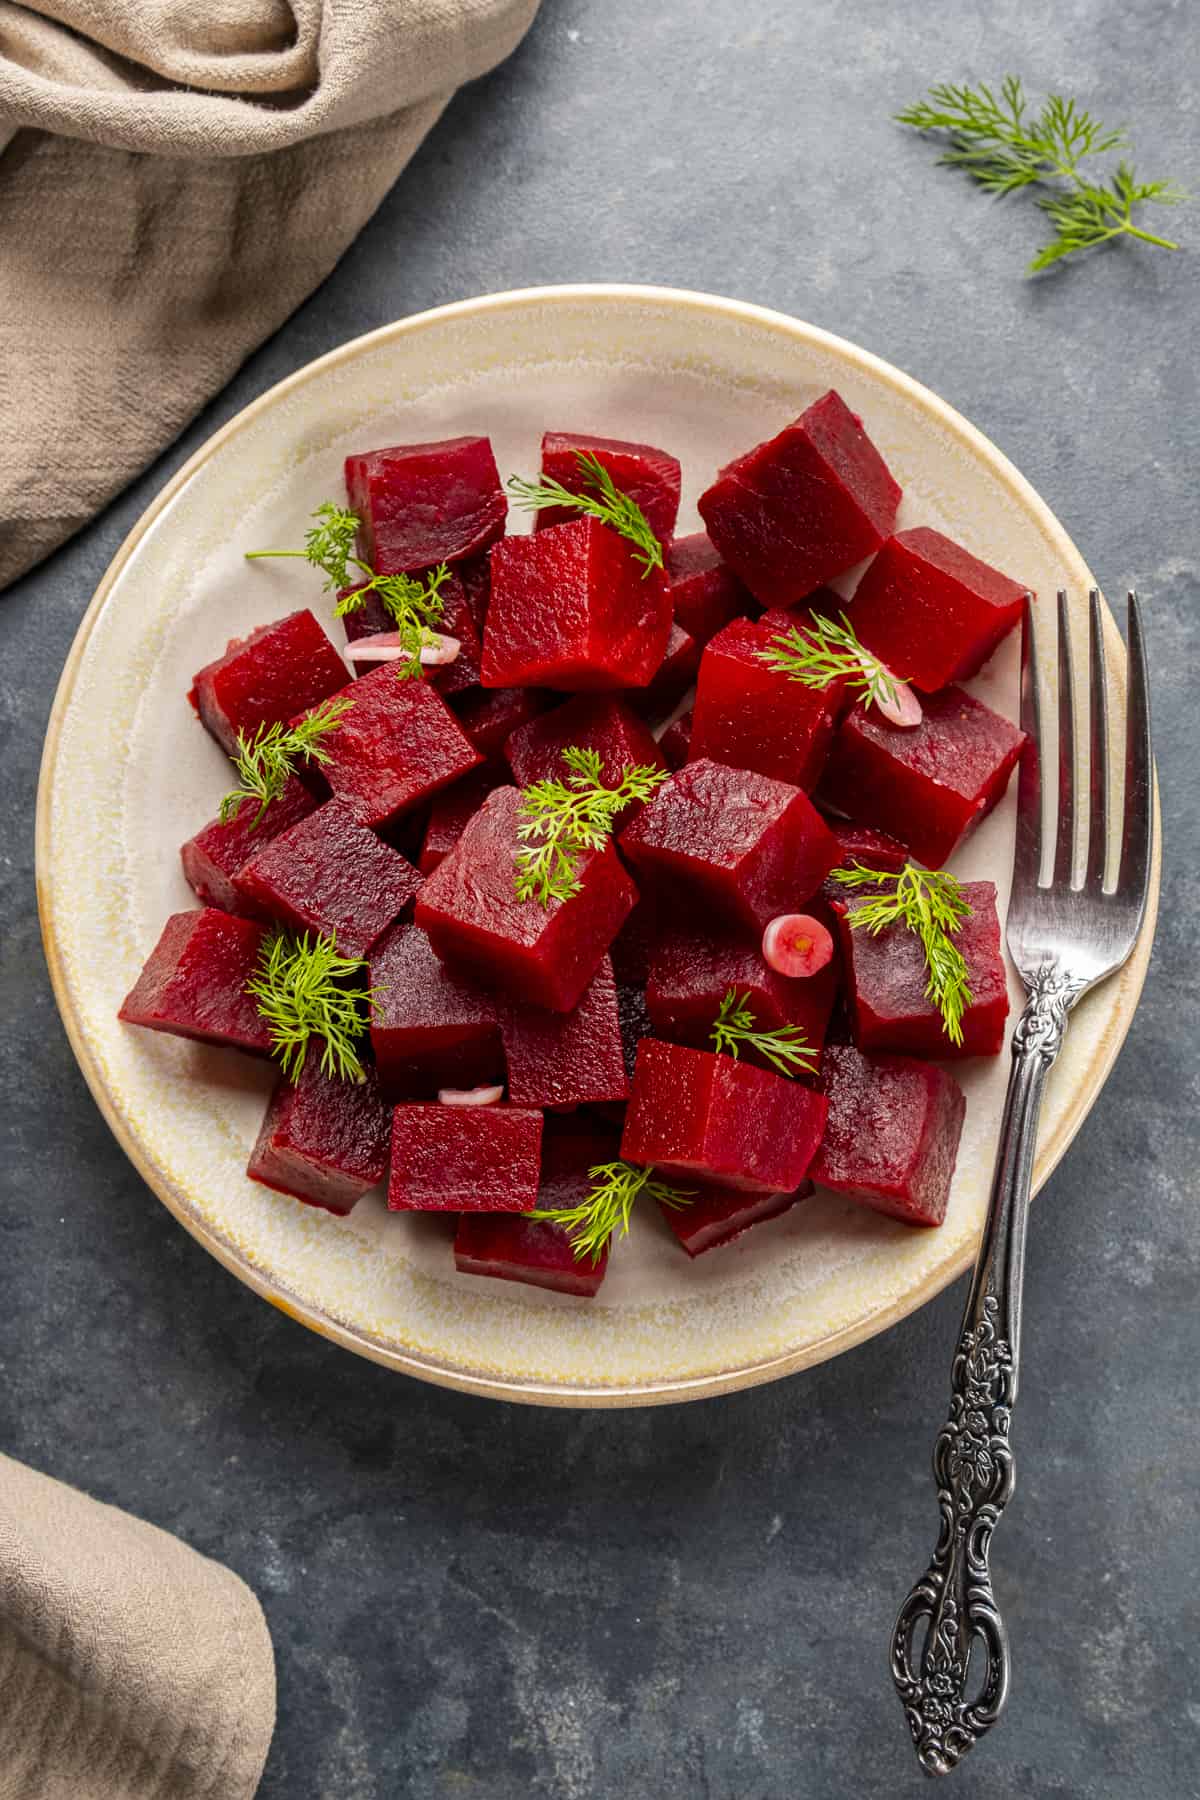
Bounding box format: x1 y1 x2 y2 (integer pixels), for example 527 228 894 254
890 590 1155 1776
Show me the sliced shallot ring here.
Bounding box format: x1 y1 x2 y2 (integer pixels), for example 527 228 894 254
437 1084 504 1106
345 630 461 666
762 913 834 979
872 669 923 729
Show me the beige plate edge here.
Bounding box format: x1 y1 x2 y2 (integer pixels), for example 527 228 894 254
35 284 1161 1408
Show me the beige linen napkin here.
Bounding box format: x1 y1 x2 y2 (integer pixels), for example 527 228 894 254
0 1453 275 1798
0 0 541 589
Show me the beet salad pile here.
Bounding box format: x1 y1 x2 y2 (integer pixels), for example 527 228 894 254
120 395 1030 1299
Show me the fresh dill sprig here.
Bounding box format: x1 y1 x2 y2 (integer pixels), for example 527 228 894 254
530 1160 694 1266
245 929 376 1084
896 76 1186 273
831 861 974 1045
246 501 451 678
334 563 452 680
245 501 361 590
507 450 665 576
218 697 354 828
514 746 668 907
710 990 818 1077
757 611 908 713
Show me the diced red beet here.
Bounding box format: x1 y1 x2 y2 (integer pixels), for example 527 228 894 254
339 569 483 696
833 879 1009 1058
689 616 841 791
608 891 669 987
388 1104 543 1212
418 764 508 874
662 1180 812 1257
505 694 666 830
646 919 837 1068
451 685 553 760
344 436 506 574
298 667 481 829
453 1119 620 1296
482 518 672 691
619 758 841 934
621 1039 827 1194
232 800 421 958
532 431 681 542
848 528 1029 692
629 623 702 723
824 818 912 873
502 956 629 1108
181 776 319 916
415 786 637 1013
658 710 693 770
368 921 502 1097
666 533 756 644
190 611 349 757
247 1060 391 1214
118 910 273 1055
811 1043 965 1226
819 687 1025 867
698 391 901 608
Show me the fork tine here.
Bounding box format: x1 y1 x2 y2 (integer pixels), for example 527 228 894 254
1012 593 1044 895
1085 589 1111 890
1118 590 1153 911
1053 590 1078 889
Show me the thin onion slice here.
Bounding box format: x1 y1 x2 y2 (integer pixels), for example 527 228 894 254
437 1084 504 1106
762 913 834 979
873 670 923 729
345 630 461 667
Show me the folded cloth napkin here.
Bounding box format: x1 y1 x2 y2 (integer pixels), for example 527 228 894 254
0 1452 275 1799
0 0 541 591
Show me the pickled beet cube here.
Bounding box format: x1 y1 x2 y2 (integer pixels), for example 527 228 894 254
247 1060 391 1214
824 818 911 873
415 786 637 1013
502 956 629 1108
848 528 1029 692
698 391 901 608
451 685 552 759
833 879 1009 1058
811 1043 965 1226
505 694 666 830
621 1039 827 1194
191 610 349 757
232 800 421 958
344 436 506 573
482 517 672 691
388 1104 543 1212
458 554 492 636
418 764 508 874
819 687 1025 867
689 616 841 790
666 533 756 645
619 759 841 934
662 1180 811 1257
340 569 483 696
368 921 502 1096
453 1120 620 1297
629 623 702 723
301 666 481 829
533 431 681 542
658 709 692 770
118 909 273 1055
608 891 669 987
646 919 837 1068
181 776 318 916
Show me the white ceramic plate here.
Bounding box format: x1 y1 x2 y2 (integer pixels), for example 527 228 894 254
37 286 1158 1406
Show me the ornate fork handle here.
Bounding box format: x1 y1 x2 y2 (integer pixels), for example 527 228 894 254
891 962 1086 1776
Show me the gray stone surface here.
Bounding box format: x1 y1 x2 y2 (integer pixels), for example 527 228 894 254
3 2 1197 1794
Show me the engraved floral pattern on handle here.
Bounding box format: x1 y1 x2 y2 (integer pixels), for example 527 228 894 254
891 961 1086 1775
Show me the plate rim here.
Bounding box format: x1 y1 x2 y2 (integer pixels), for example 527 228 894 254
35 282 1161 1407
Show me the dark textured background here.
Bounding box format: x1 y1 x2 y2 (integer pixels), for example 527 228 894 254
4 3 1197 1795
